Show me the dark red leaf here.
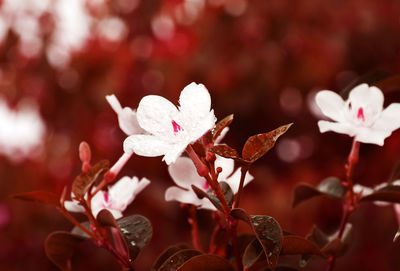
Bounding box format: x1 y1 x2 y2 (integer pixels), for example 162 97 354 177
212 114 234 141
209 144 240 160
242 238 264 268
117 214 153 261
152 244 191 271
293 177 345 207
237 234 256 256
45 231 84 271
177 254 234 271
70 221 91 239
360 185 400 203
191 181 234 212
97 209 119 228
72 160 109 199
387 161 400 183
157 249 202 271
231 208 283 269
241 123 292 163
12 190 60 206
280 235 324 257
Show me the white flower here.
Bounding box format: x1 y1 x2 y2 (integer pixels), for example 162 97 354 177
315 83 400 146
64 176 150 219
124 82 216 165
165 156 254 210
106 94 145 135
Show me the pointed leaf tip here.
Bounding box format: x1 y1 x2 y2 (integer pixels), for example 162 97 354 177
12 191 60 207
242 123 293 163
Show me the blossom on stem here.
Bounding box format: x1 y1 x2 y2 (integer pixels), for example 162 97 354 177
315 84 400 146
106 94 145 135
65 176 150 219
123 82 216 165
165 156 254 210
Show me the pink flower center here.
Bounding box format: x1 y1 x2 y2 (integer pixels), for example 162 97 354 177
172 120 183 134
357 107 365 122
103 191 110 203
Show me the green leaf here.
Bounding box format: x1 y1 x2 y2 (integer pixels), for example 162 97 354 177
191 181 234 212
72 160 109 199
45 231 84 271
230 208 283 269
360 185 400 203
157 249 202 271
177 254 234 271
293 177 345 207
12 190 60 206
212 114 234 141
152 244 191 271
241 123 292 163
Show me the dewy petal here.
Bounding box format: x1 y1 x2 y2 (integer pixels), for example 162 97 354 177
118 108 144 135
168 157 205 189
315 90 346 122
109 176 150 210
348 84 384 115
124 134 171 156
163 141 190 165
165 186 204 206
355 126 391 146
136 95 178 136
317 120 355 136
373 103 400 132
179 82 212 119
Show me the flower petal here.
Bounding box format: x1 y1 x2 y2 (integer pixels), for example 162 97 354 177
118 108 145 135
355 126 391 146
136 95 178 136
317 120 355 136
215 156 235 181
109 177 150 210
373 103 400 132
64 200 85 213
348 84 383 116
124 134 171 156
225 167 254 194
315 90 345 122
165 186 203 206
179 82 212 119
163 141 190 165
168 157 205 189
106 94 123 114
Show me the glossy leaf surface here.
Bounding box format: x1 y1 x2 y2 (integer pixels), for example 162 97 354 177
177 254 234 271
72 160 109 199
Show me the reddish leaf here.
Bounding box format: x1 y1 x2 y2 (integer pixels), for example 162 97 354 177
117 214 153 261
45 231 84 271
209 144 240 160
72 160 109 199
212 114 234 141
241 123 292 163
177 254 234 271
97 210 129 260
231 208 283 269
360 185 400 203
157 249 202 271
152 244 191 271
12 190 60 206
293 177 345 207
281 235 324 257
242 238 264 268
191 181 234 212
237 234 256 256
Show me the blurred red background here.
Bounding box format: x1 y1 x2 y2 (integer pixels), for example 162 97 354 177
1 0 400 270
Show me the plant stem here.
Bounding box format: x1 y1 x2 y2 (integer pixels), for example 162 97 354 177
58 207 96 239
187 204 201 251
326 139 360 271
234 166 248 208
